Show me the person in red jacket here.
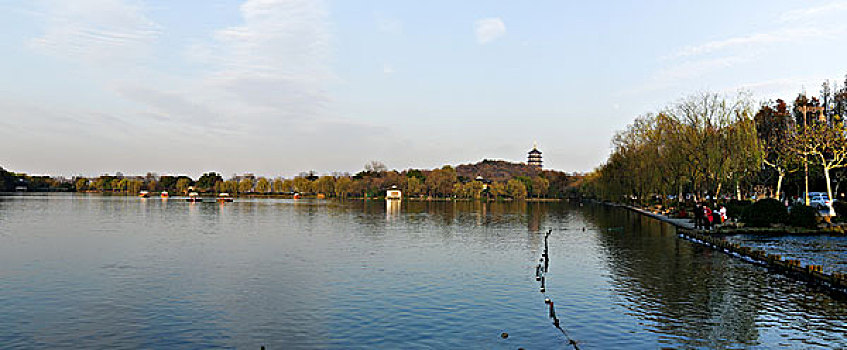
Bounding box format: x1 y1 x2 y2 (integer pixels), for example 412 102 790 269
703 205 713 230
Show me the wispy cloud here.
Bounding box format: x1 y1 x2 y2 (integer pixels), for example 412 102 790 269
474 17 506 44
206 0 331 79
123 0 334 131
667 2 847 60
637 1 847 95
666 27 832 60
633 55 752 93
725 75 834 100
780 1 847 22
28 0 161 63
114 85 222 124
14 0 401 176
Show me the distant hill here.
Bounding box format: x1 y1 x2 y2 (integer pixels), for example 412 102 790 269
455 159 540 182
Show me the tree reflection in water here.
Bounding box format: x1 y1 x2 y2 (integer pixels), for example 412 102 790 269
581 204 847 348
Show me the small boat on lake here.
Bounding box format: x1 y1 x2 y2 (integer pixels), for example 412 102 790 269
186 192 202 203
217 193 234 203
293 192 301 199
160 191 169 199
139 191 149 198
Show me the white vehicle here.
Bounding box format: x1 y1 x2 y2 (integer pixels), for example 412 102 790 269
803 192 832 209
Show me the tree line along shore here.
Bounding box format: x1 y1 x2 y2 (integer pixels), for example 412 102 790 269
0 160 584 200
583 75 847 229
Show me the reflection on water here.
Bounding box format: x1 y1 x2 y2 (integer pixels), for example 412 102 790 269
386 199 400 220
579 205 846 348
0 195 844 349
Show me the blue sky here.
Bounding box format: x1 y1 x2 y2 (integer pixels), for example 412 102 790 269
2 0 847 177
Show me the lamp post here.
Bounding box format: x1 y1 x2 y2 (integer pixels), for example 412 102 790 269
801 105 810 206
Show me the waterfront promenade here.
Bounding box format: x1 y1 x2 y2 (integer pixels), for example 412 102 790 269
610 202 847 296
621 205 696 230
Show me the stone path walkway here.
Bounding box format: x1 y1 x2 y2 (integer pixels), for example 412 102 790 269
626 206 696 230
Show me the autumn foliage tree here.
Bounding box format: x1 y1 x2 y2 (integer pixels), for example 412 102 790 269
755 99 799 197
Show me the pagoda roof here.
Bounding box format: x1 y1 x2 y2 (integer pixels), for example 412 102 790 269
528 148 542 155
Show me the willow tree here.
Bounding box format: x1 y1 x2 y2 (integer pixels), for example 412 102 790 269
292 177 311 193
505 179 528 199
176 178 191 194
665 92 758 200
127 180 143 194
403 176 424 197
255 177 271 193
656 113 692 202
722 115 763 200
425 166 457 197
313 176 335 195
608 114 662 204
272 178 285 193
334 177 353 198
238 178 254 193
585 91 762 204
530 176 550 198
114 178 129 192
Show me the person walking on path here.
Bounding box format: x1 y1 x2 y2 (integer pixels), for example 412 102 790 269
703 204 713 230
694 203 704 229
713 207 720 225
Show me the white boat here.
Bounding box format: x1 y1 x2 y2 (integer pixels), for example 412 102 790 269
217 193 234 203
186 192 202 203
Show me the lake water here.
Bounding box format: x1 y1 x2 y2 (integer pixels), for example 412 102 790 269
1 194 846 349
725 233 847 275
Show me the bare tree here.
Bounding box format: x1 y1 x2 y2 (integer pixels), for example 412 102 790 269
364 161 388 173
792 121 847 215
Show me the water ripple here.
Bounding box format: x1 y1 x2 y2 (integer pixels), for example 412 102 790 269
0 197 845 348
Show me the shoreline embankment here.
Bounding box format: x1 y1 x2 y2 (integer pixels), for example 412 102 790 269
606 202 847 297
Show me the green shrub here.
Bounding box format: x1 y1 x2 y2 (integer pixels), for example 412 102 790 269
788 205 818 228
741 198 788 227
724 199 752 219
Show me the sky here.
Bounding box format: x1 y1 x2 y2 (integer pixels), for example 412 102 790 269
2 0 847 178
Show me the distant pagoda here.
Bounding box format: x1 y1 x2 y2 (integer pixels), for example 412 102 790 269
527 142 542 169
